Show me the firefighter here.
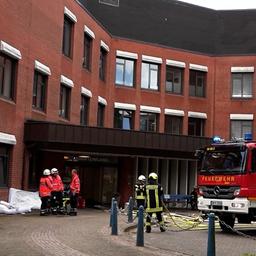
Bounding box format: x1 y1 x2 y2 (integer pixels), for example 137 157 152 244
145 172 166 233
135 175 146 208
51 168 64 214
39 169 53 216
69 169 80 216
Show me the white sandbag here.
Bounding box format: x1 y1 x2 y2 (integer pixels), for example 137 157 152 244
0 204 17 215
8 188 41 211
0 200 13 209
15 206 32 214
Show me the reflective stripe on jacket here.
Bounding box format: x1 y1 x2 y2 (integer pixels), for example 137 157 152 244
39 176 53 197
70 174 80 193
52 175 64 192
135 184 145 200
145 184 163 213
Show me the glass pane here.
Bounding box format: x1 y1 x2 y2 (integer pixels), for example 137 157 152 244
242 74 252 97
124 60 134 86
140 113 148 131
231 121 241 139
141 63 149 88
196 76 204 97
63 18 72 56
3 58 12 98
148 113 157 131
189 85 195 96
115 63 124 84
232 74 242 97
150 69 158 90
173 71 182 93
123 117 131 130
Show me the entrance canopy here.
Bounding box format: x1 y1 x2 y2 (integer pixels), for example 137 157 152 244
24 120 210 158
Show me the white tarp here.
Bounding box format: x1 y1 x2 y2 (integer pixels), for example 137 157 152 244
9 188 41 210
0 188 41 215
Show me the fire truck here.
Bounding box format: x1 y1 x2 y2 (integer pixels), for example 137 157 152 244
196 137 256 231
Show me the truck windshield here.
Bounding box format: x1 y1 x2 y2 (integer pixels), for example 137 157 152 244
200 148 246 174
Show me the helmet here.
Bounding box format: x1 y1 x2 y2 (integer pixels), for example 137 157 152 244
43 169 51 176
138 175 146 181
148 172 158 180
51 168 58 174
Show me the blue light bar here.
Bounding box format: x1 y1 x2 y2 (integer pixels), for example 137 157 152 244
212 135 224 143
244 133 252 141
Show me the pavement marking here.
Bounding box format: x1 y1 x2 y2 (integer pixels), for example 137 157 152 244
31 229 91 256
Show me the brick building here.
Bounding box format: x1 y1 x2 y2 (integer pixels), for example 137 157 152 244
0 0 255 205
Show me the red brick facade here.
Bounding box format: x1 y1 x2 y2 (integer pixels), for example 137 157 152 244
0 0 254 200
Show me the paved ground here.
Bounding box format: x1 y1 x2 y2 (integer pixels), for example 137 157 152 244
0 209 256 256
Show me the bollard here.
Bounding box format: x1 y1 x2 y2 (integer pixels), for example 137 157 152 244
136 205 144 247
207 213 216 256
128 197 133 223
111 201 118 235
109 197 115 227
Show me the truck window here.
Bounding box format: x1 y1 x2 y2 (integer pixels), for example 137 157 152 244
251 149 256 172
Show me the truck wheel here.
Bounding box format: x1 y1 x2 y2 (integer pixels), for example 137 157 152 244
219 216 235 232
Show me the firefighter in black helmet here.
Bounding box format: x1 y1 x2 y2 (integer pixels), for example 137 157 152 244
145 172 166 233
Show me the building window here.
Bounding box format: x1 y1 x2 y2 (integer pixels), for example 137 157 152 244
115 58 135 87
83 33 92 70
0 144 9 187
189 70 206 97
166 66 183 94
99 48 107 81
32 71 47 111
59 84 71 119
114 109 134 130
231 120 252 139
97 103 105 127
0 53 16 101
140 112 158 132
188 117 205 136
62 15 74 58
141 62 159 90
165 115 183 135
80 95 89 125
232 73 253 98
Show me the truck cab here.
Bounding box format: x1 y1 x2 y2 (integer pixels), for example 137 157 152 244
196 139 256 231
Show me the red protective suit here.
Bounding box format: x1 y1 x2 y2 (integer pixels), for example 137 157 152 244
39 176 53 197
70 173 80 194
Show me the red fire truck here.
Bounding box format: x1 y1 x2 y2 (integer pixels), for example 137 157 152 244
196 138 256 231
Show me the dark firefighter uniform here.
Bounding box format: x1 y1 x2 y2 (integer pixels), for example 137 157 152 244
135 183 146 208
145 172 165 233
135 175 146 208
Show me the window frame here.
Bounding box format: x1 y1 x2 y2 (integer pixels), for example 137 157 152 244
230 120 253 140
115 57 135 87
97 103 105 127
62 15 74 58
83 33 93 70
141 62 160 91
80 94 90 125
32 71 47 112
188 117 205 136
59 84 71 120
0 144 9 188
139 112 158 132
165 66 184 94
164 115 183 135
231 73 253 99
114 109 134 130
189 70 206 98
0 53 16 101
99 47 107 81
